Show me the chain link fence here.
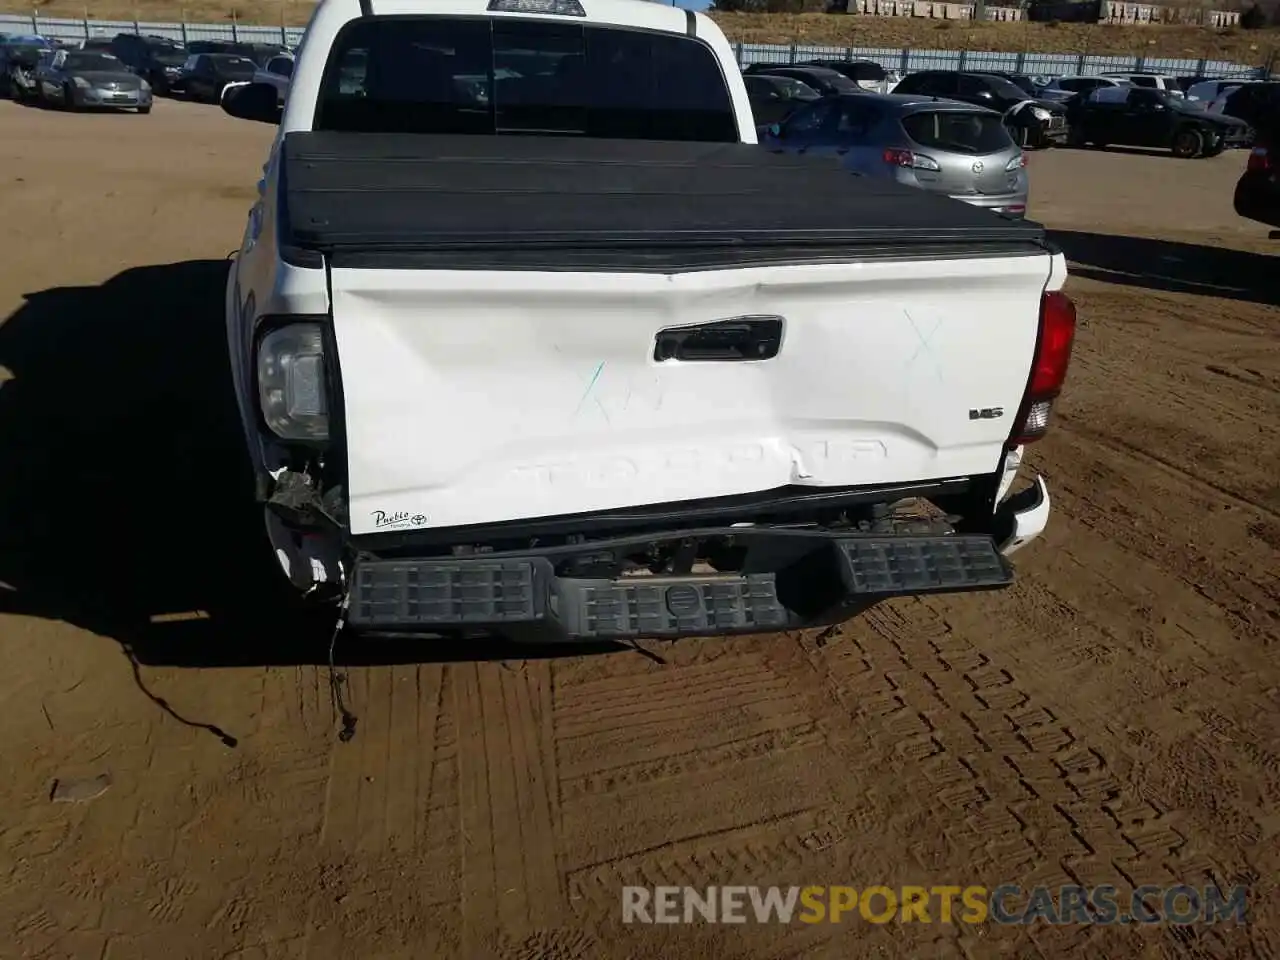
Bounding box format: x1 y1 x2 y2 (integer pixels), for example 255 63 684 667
0 12 1266 78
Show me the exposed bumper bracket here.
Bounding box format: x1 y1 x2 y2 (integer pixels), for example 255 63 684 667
995 475 1050 557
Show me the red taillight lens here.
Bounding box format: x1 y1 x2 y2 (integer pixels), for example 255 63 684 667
1028 291 1076 396
883 147 912 167
1247 147 1271 173
1012 290 1077 445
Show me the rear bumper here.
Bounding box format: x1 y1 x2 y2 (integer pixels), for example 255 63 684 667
346 533 1012 640
76 86 151 108
954 193 1028 217
332 476 1051 641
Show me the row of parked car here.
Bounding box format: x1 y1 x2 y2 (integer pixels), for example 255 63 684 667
0 30 294 112
743 60 1271 222
746 61 1276 130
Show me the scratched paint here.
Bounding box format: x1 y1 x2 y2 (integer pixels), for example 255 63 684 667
574 361 606 417
902 308 946 383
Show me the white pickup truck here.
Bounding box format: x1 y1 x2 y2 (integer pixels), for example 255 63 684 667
221 0 1075 643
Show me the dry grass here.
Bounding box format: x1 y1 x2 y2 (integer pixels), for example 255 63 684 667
3 0 1277 62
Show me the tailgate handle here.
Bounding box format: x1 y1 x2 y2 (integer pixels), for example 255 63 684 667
653 316 784 362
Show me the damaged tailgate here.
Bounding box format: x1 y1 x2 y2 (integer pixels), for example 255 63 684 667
279 134 1054 536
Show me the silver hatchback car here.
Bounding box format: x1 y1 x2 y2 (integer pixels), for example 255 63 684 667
761 92 1029 217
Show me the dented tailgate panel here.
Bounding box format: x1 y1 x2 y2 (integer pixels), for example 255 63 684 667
330 254 1050 536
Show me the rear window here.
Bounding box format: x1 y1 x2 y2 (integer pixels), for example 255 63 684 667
901 110 1013 154
314 17 736 141
65 53 125 72
797 70 859 93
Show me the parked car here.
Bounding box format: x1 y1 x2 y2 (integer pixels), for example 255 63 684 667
78 36 117 53
35 48 152 112
982 71 1050 98
762 92 1028 217
1234 138 1278 230
176 52 258 102
1211 81 1280 138
221 53 294 110
1066 85 1250 157
1038 75 1130 104
1186 77 1256 103
109 32 188 94
255 52 294 104
802 58 900 93
0 34 53 101
171 41 250 85
744 73 819 126
1099 72 1184 97
186 39 287 64
742 64 861 98
184 40 244 56
892 70 1069 148
220 0 1073 641
241 43 290 67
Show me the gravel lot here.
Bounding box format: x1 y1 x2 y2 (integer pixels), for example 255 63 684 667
0 98 1277 960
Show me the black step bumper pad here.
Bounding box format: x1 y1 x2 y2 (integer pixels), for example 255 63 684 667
347 535 1013 640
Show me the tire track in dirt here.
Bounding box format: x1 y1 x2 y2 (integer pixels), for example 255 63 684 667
304 664 458 957
771 600 1257 958
454 661 563 951
318 665 445 856
1039 410 1278 651
565 807 845 925
1058 415 1280 523
548 644 870 958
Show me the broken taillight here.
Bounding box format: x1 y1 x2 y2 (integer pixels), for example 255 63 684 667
1010 290 1077 445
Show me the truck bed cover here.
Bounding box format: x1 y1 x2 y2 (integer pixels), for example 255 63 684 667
279 132 1047 269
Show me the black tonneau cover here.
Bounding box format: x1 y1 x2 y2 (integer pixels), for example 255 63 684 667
280 132 1046 269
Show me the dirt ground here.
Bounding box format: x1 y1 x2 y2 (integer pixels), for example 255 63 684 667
0 98 1277 960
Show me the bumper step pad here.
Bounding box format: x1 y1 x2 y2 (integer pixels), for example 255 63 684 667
347 534 1013 640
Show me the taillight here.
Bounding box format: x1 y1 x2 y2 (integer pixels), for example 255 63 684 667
883 148 941 171
1247 147 1271 173
256 319 330 442
1005 153 1027 171
1011 290 1076 445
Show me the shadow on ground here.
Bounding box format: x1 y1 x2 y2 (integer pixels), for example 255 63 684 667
0 260 629 673
1050 230 1280 306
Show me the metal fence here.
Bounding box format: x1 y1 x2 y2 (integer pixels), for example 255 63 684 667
0 12 1265 78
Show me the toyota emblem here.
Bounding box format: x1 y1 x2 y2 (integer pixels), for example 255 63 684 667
971 160 985 174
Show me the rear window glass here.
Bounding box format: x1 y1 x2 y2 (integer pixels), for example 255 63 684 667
901 110 1013 154
65 53 126 71
314 17 736 142
1088 86 1131 104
